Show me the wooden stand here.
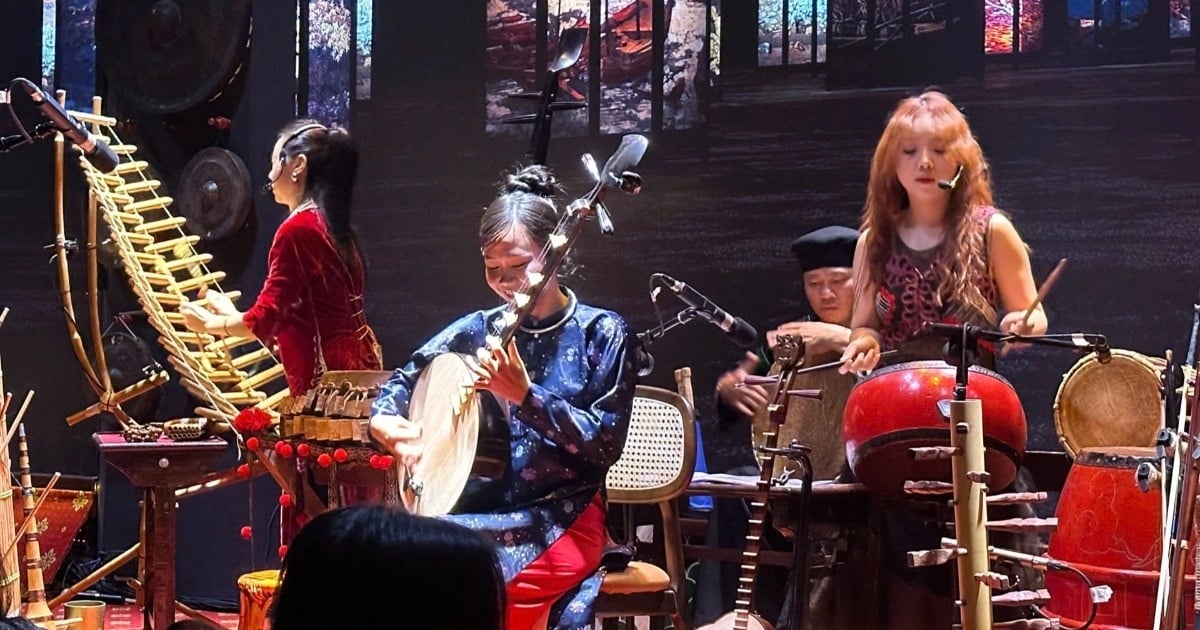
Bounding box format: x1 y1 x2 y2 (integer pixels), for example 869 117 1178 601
93 434 227 629
950 398 993 630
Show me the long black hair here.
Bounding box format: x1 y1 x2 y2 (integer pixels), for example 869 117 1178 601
276 119 362 269
271 504 506 630
480 164 576 276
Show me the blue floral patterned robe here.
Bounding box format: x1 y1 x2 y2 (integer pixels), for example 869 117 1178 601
371 291 638 629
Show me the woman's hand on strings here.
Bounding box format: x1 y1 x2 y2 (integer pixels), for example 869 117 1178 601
369 415 423 467
471 342 532 404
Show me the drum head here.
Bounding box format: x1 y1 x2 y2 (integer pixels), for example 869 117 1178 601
405 353 483 516
1054 350 1162 458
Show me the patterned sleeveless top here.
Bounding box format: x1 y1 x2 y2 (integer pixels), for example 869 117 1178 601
875 206 1000 364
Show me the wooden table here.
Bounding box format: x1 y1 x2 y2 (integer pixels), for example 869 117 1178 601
684 478 876 628
94 433 228 630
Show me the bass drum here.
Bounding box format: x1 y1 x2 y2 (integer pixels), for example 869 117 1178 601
752 353 856 483
1054 349 1163 458
1045 447 1196 628
402 353 510 516
842 361 1027 496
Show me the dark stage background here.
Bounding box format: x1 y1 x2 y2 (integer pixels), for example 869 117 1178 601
2 0 1199 603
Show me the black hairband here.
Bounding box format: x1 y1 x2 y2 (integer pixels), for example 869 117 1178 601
278 123 327 158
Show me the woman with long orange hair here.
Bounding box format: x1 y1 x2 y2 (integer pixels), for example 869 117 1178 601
836 91 1049 628
840 90 1046 373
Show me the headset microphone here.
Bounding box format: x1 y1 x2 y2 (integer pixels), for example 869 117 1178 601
938 165 964 191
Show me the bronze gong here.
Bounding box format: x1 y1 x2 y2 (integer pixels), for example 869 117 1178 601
176 147 252 240
96 0 251 115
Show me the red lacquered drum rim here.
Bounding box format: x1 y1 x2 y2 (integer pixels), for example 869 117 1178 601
852 360 1016 392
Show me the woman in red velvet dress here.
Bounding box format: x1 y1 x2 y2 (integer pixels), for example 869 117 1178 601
181 120 381 394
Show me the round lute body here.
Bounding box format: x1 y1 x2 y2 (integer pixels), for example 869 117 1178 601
701 611 773 630
403 352 518 516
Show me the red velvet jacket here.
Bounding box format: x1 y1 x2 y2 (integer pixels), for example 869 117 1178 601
242 207 381 395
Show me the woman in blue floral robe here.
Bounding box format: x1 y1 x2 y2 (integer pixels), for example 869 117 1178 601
370 165 638 630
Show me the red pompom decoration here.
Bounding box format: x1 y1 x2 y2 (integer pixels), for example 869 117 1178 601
245 437 260 451
368 454 381 469
296 443 311 458
236 463 251 478
380 455 394 468
233 407 272 434
275 441 294 458
316 453 332 468
239 526 252 540
278 545 288 559
278 493 293 508
333 448 348 463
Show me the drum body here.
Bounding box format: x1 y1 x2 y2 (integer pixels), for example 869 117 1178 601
1045 447 1195 629
842 361 1026 495
1054 350 1163 458
237 569 279 630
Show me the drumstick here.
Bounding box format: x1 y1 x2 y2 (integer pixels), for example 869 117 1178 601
1019 257 1067 326
741 350 900 386
998 258 1066 358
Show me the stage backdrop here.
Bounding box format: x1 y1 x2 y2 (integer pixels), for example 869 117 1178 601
1 0 1197 603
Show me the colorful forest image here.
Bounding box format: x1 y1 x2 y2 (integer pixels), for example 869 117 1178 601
1170 0 1191 38
985 0 1045 55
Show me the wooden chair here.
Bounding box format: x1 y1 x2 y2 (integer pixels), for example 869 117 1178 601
594 377 697 630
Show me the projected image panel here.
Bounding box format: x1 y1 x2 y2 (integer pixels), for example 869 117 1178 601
485 0 537 137
600 0 654 134
985 0 1015 53
664 0 706 130
1021 0 1044 52
57 0 97 111
986 0 1044 54
787 0 815 64
830 0 868 46
910 1 951 40
308 0 353 127
356 0 372 100
759 0 783 65
549 1 590 139
709 0 722 86
1170 0 1190 38
1066 0 1151 49
42 0 56 90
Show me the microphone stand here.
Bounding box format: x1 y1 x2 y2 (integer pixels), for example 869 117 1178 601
0 121 58 155
634 307 700 376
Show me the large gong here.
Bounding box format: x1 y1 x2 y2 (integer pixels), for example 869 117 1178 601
96 0 252 115
177 147 253 240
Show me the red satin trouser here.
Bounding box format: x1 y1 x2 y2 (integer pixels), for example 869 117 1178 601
506 494 607 630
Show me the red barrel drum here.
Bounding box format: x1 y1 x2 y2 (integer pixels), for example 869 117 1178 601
842 361 1027 495
1045 447 1196 629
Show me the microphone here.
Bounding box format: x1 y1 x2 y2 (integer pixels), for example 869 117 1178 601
937 165 964 191
653 273 758 348
261 172 281 195
15 78 118 173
